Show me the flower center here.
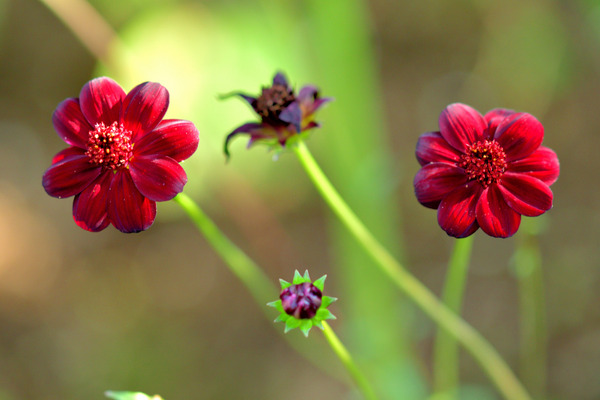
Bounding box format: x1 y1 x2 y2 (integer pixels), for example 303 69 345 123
459 140 507 187
280 282 322 319
253 84 296 123
86 122 133 170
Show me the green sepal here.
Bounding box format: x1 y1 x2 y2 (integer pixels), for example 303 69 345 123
313 319 324 330
316 308 336 321
299 320 313 337
292 270 305 284
284 317 301 333
279 279 292 290
321 296 337 308
313 275 327 291
275 313 290 323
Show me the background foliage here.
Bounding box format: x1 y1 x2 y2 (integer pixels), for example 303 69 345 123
0 0 598 399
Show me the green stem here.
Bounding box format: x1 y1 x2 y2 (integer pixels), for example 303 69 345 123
173 193 376 399
292 140 532 400
321 321 379 400
513 231 547 399
173 193 274 308
433 236 474 398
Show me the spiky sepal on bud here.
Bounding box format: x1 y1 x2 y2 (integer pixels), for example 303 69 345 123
267 270 336 337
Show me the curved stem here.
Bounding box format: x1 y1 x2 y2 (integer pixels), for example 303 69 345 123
321 321 379 400
292 140 532 400
173 193 274 308
513 230 547 399
173 193 377 397
433 236 474 398
37 0 119 65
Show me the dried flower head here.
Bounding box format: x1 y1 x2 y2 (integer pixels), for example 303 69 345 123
223 72 331 157
268 270 336 337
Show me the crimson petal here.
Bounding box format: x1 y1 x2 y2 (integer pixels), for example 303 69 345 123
108 170 156 233
476 184 521 238
437 181 482 238
79 77 126 126
135 119 199 162
43 149 101 198
415 131 461 166
414 163 467 209
52 98 92 148
72 171 112 232
497 172 553 217
494 112 543 162
484 108 515 138
122 82 169 141
507 146 559 186
439 103 487 152
129 156 187 202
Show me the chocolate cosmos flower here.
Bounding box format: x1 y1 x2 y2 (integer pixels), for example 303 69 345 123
414 103 559 238
42 77 199 233
268 270 336 337
224 72 330 157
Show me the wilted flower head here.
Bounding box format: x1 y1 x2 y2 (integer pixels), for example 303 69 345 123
42 77 199 233
414 103 559 238
223 72 331 157
268 270 336 337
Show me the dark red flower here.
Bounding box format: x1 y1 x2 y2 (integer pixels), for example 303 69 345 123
42 77 199 233
223 72 331 157
414 103 559 238
280 282 323 320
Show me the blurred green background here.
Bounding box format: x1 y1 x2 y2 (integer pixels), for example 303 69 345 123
0 0 598 399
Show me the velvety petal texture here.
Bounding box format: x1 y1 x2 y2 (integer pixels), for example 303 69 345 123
42 77 199 233
414 103 559 238
439 103 487 152
109 170 157 233
52 98 92 148
80 77 126 126
129 156 187 202
122 82 169 141
416 131 461 166
43 150 101 198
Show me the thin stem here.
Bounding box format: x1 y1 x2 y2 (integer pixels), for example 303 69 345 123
292 140 532 400
321 321 379 400
37 0 119 65
514 231 547 399
433 236 474 398
173 193 275 308
173 193 377 398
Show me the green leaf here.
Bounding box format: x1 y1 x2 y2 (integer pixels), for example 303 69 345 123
313 275 327 291
105 391 155 400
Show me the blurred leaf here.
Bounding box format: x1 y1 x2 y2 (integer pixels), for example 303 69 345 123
105 391 163 400
97 2 316 205
476 3 568 114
